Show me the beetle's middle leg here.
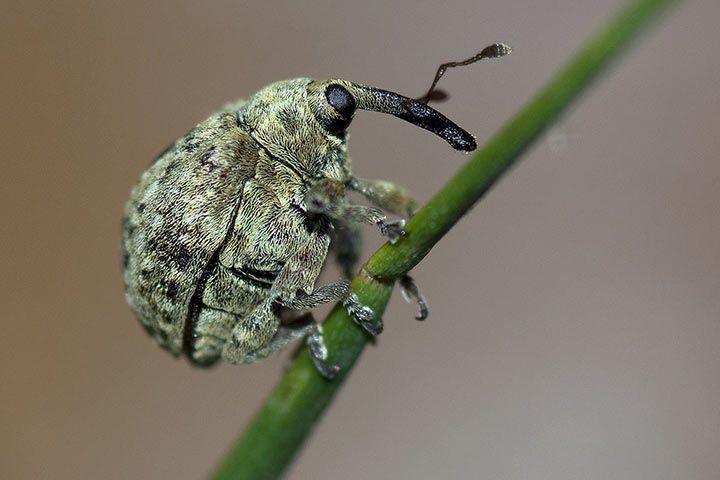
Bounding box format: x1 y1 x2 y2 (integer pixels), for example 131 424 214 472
305 178 405 243
276 282 381 336
272 233 383 336
346 176 419 218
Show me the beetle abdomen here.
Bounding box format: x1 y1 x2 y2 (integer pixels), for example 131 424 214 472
122 108 261 355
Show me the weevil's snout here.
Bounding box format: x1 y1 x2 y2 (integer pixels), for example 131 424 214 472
395 97 476 151
308 44 513 151
344 81 477 152
308 80 476 151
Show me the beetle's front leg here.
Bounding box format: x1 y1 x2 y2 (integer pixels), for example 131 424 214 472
272 233 383 336
347 176 419 218
305 178 405 243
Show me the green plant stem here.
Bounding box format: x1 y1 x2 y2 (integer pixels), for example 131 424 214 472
212 1 676 478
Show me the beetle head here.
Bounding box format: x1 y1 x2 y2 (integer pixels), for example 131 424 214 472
307 79 476 151
239 78 350 180
237 77 477 181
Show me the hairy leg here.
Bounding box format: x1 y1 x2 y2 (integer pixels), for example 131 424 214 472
278 282 380 335
399 274 429 320
221 298 280 364
347 176 419 218
272 231 383 336
260 312 340 378
305 178 405 243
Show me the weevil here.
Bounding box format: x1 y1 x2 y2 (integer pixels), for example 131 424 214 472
122 44 511 377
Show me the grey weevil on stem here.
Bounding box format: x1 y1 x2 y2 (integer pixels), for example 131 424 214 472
121 43 511 378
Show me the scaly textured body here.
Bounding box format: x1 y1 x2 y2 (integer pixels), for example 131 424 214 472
123 77 478 377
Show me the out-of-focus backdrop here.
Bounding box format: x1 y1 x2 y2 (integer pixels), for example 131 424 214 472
2 1 719 479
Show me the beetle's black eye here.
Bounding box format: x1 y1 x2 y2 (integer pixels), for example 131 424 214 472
326 84 356 118
322 84 356 134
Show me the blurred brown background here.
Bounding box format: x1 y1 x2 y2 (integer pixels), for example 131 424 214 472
2 1 719 478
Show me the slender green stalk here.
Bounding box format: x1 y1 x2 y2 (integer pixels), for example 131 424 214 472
213 1 677 478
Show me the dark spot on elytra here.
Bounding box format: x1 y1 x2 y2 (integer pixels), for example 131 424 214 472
164 158 181 176
184 141 200 153
145 238 193 270
171 244 193 269
165 281 179 302
199 146 218 171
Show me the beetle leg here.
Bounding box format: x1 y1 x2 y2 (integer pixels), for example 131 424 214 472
305 323 341 378
276 282 382 336
273 228 382 335
344 291 382 335
220 305 338 377
347 176 419 218
222 298 280 364
284 311 317 361
328 203 405 244
377 218 406 244
305 178 406 243
265 315 339 378
260 321 314 356
399 274 429 320
330 219 363 278
281 312 342 378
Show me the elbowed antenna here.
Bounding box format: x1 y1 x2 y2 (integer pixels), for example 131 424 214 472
319 43 510 151
346 83 477 151
341 43 511 152
417 43 512 104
